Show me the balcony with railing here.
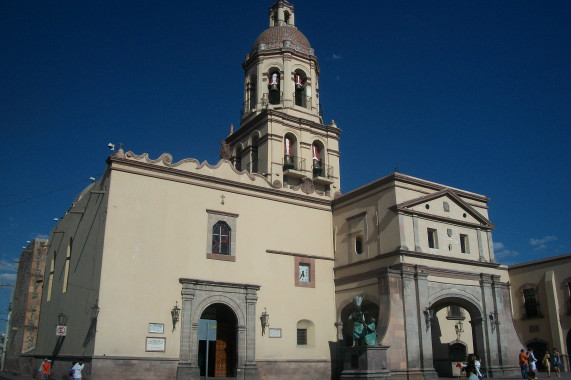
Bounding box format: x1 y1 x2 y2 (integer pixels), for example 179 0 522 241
283 155 306 178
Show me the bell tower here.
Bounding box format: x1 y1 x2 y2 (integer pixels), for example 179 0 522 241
225 0 341 196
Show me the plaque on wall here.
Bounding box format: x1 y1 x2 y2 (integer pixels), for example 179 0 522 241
529 325 540 333
148 323 164 334
269 328 282 338
146 337 166 352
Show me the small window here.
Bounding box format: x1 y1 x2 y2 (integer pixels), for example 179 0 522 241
297 329 307 345
427 228 438 249
460 234 469 254
355 236 363 254
523 288 540 318
212 221 231 255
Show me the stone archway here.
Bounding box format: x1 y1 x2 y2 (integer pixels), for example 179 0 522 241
428 295 484 377
176 279 260 380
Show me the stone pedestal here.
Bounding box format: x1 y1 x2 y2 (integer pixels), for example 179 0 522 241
341 346 391 380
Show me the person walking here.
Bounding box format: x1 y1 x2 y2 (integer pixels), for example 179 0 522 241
474 354 483 379
552 349 562 377
39 359 51 380
543 351 551 377
528 348 538 378
520 349 529 379
71 360 85 379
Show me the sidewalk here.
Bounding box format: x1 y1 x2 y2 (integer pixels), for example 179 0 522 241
0 370 569 380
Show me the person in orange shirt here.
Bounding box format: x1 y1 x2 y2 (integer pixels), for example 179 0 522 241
519 349 529 379
40 359 51 380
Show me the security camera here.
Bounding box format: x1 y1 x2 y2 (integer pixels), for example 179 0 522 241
108 142 115 151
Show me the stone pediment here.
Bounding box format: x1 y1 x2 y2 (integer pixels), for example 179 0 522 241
395 189 494 229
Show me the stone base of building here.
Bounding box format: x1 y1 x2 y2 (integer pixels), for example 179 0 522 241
388 369 438 380
91 356 178 380
487 365 521 378
340 346 391 380
257 359 331 380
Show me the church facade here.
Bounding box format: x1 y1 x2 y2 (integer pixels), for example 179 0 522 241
32 1 528 379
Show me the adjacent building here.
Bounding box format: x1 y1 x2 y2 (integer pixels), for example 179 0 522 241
3 239 48 375
508 253 571 372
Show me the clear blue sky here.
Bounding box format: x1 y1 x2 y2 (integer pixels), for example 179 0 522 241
1 1 570 322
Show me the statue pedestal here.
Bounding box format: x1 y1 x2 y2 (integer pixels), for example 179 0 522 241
341 346 391 380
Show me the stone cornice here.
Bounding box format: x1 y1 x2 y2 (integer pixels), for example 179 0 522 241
333 172 489 209
334 249 501 286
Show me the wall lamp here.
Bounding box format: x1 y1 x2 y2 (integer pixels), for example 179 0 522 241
171 301 181 331
423 308 433 332
260 308 269 335
91 300 100 320
58 312 67 326
455 320 464 340
489 312 499 334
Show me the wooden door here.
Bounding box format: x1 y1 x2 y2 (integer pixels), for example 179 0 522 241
214 324 228 376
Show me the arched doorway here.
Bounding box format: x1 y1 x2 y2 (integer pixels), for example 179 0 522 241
429 297 485 377
199 303 237 378
526 339 549 371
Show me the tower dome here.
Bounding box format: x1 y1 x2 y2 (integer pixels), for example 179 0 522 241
251 25 313 55
249 0 314 56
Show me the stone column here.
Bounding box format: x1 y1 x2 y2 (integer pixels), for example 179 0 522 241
398 213 409 251
477 229 485 261
480 274 500 375
240 287 259 380
415 266 434 372
401 265 422 373
487 231 496 263
413 215 422 252
177 282 199 380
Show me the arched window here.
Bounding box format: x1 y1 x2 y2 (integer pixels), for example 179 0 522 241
251 135 259 173
234 146 242 171
212 221 231 255
312 141 324 177
268 71 280 105
296 319 315 346
247 75 257 111
294 71 307 107
283 133 297 170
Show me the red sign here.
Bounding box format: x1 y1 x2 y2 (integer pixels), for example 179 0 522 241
56 325 67 336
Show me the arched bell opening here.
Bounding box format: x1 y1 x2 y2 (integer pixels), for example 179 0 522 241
198 303 238 378
250 133 260 173
246 74 257 112
311 140 325 177
233 145 244 171
268 70 281 105
294 70 308 108
283 133 298 170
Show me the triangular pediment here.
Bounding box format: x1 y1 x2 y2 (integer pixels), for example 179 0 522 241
396 189 494 229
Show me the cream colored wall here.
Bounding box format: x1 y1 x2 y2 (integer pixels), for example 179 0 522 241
332 184 400 267
434 307 474 350
95 163 337 360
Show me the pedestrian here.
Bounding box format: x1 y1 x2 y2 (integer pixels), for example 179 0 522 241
528 348 538 378
552 348 562 377
543 351 551 377
68 361 76 379
474 354 483 379
71 360 85 379
520 349 529 379
466 365 479 380
529 371 537 380
39 359 51 380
